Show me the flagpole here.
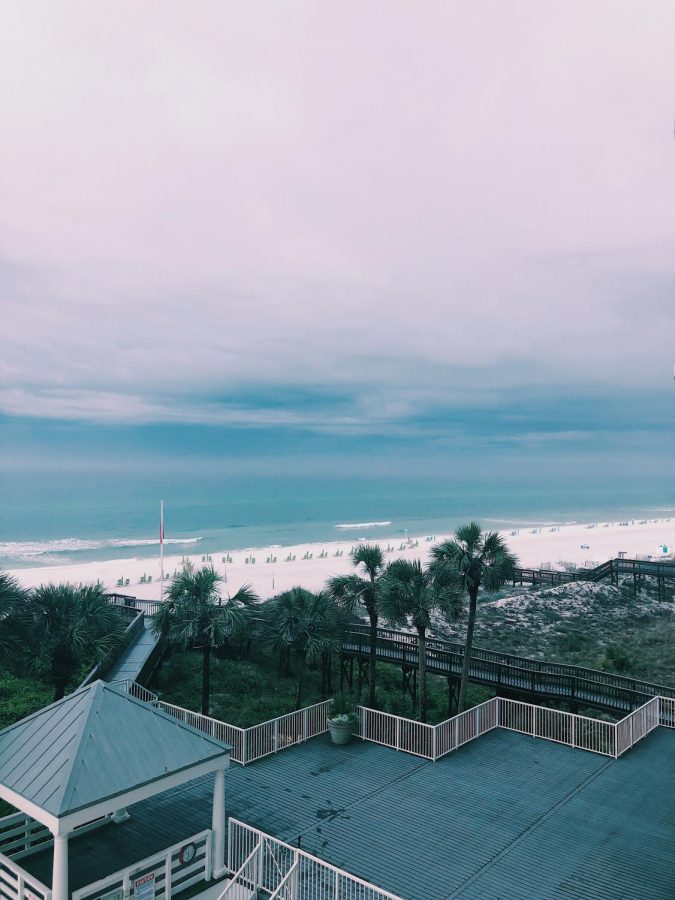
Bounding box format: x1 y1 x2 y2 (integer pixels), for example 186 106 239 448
160 500 164 589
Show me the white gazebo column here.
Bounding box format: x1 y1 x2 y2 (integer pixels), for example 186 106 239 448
211 768 227 878
52 832 69 900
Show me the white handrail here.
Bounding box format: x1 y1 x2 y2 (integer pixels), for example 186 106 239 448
227 819 403 900
134 684 672 767
268 860 299 899
0 849 52 900
157 699 332 765
217 844 260 900
354 696 671 761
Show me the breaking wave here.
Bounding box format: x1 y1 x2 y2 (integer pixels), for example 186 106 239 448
0 536 202 561
335 521 392 530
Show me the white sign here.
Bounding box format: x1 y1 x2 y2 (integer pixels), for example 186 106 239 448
134 873 156 900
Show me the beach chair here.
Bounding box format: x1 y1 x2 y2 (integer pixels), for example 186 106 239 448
140 575 146 584
117 578 123 587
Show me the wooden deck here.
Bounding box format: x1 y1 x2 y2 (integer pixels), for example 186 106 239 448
19 727 675 899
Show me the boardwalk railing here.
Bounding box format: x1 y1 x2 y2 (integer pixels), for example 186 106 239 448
156 699 332 765
511 556 675 597
342 625 675 714
223 819 403 900
355 696 672 761
79 608 146 689
106 593 164 616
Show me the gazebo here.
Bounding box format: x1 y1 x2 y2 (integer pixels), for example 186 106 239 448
0 681 231 900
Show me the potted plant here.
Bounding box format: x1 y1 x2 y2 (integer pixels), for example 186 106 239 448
328 693 357 745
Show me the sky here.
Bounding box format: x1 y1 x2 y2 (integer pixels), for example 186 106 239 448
1 1 674 478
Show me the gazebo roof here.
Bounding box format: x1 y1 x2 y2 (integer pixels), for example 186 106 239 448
0 680 230 826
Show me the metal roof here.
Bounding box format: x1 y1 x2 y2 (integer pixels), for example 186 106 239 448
0 680 230 818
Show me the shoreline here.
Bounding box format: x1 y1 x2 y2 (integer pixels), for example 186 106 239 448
6 515 674 601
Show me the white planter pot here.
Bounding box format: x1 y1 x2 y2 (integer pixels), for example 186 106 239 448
328 719 354 745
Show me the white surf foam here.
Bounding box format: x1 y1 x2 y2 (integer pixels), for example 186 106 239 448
334 521 392 530
0 536 202 561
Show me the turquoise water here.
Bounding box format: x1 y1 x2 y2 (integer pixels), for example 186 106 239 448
1 469 672 570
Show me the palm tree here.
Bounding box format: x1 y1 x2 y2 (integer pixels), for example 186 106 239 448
262 587 338 709
0 571 28 661
432 523 517 714
327 543 385 707
379 559 461 723
154 566 259 716
26 583 125 700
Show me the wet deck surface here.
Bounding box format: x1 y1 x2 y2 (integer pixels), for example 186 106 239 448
20 727 675 899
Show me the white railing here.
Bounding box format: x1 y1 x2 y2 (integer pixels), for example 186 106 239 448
156 702 246 761
269 860 299 899
134 684 671 767
355 696 672 761
0 850 52 900
356 707 435 759
220 845 260 899
224 820 403 900
244 701 332 763
615 696 660 757
157 700 332 765
658 694 675 728
72 829 211 900
112 679 159 704
498 697 616 756
0 813 51 860
356 698 499 761
436 697 499 758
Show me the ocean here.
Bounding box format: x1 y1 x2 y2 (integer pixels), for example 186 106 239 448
1 468 673 571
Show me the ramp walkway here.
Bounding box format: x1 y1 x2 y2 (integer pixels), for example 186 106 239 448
106 617 161 684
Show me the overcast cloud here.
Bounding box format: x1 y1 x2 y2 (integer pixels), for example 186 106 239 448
1 1 674 436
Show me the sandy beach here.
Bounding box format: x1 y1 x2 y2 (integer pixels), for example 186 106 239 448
8 516 674 601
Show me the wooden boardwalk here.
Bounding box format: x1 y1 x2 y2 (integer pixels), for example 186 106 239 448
341 626 675 715
512 556 675 600
19 728 675 899
106 618 161 685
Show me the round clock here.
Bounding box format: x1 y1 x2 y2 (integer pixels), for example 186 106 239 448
179 843 197 864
